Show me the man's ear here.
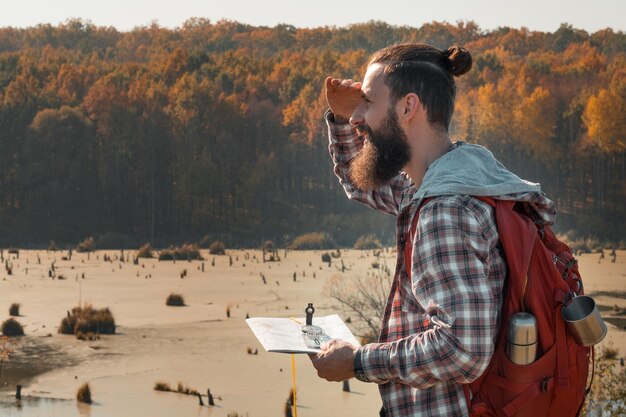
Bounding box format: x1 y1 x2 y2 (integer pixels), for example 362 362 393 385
399 93 421 122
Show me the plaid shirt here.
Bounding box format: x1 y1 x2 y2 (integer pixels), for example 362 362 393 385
326 110 507 417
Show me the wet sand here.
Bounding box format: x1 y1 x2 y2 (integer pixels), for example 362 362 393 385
0 249 624 416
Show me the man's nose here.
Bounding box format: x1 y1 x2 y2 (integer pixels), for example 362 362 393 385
349 102 365 127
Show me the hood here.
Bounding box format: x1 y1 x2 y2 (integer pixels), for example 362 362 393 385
411 142 557 225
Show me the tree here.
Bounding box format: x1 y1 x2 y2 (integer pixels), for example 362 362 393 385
24 106 97 240
583 76 626 153
514 86 558 158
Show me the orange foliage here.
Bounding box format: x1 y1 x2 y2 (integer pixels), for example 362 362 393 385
514 87 557 157
583 88 626 152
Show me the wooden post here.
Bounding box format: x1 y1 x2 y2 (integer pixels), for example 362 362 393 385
284 401 293 417
15 385 21 400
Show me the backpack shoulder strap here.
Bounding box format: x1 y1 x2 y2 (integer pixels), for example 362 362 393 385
475 196 496 207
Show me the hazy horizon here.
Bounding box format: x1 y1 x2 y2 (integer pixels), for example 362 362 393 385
2 0 624 34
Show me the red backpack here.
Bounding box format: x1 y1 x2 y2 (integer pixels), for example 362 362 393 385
405 197 591 417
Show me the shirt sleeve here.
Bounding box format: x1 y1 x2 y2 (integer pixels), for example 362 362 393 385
358 197 501 388
325 109 414 216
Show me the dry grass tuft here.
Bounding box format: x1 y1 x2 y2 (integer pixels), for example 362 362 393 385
602 343 620 360
59 305 115 337
76 383 92 404
159 243 203 261
289 232 335 250
354 234 382 250
154 381 171 391
209 240 226 255
137 243 155 259
153 380 200 397
75 236 95 253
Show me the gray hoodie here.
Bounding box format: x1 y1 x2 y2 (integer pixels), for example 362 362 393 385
412 142 557 225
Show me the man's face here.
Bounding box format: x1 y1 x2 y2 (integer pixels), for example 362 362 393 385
349 64 411 190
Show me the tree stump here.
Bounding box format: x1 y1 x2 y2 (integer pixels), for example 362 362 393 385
284 401 293 417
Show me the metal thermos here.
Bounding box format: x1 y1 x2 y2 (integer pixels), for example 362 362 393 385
507 312 537 365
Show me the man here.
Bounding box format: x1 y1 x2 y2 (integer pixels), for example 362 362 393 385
309 44 556 416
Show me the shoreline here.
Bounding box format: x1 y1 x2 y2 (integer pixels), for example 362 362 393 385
0 249 623 416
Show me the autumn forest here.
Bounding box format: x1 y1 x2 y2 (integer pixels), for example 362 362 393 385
0 19 624 248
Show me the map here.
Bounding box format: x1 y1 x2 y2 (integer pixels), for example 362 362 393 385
246 314 360 354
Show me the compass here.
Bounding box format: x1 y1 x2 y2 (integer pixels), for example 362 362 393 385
301 303 331 349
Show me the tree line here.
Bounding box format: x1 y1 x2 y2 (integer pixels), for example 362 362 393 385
0 19 624 248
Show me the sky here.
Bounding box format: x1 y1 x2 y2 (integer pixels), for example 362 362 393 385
1 0 624 34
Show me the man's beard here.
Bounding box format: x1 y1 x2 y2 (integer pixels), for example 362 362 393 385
349 109 411 191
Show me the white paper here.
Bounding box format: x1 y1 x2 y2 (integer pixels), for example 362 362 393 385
246 314 361 354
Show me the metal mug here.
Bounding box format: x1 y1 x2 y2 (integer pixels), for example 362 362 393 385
561 295 607 347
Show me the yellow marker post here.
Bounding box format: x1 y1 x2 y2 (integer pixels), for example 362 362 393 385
291 353 298 417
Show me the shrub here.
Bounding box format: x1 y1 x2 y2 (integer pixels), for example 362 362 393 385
321 253 331 263
154 382 171 391
158 243 203 261
166 293 185 307
137 243 154 259
289 232 336 250
208 240 226 255
328 272 391 339
76 383 92 404
153 381 199 396
176 382 199 395
75 236 95 253
1 318 24 336
556 232 606 254
354 234 382 250
581 344 626 416
9 303 20 316
59 305 116 336
602 343 620 360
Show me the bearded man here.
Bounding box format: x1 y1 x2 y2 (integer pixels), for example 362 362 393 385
309 44 556 417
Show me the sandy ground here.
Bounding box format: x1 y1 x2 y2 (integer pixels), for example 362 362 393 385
0 248 624 417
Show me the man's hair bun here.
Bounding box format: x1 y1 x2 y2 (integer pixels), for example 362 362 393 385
443 46 472 77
